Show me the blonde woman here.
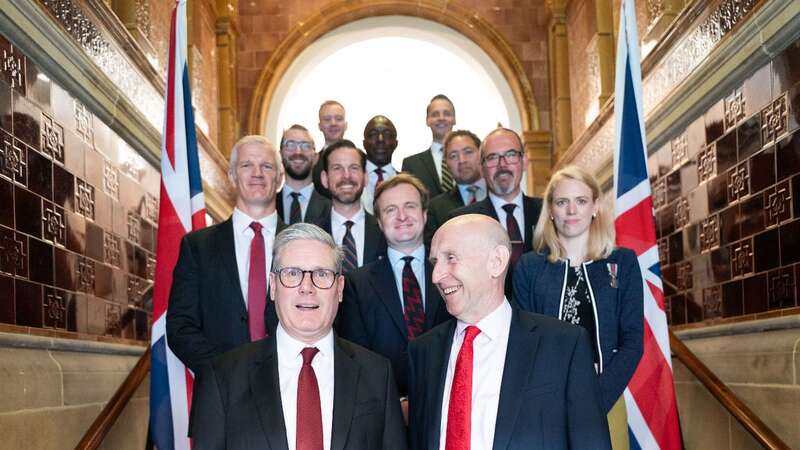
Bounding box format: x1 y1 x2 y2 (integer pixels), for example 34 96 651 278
512 165 643 449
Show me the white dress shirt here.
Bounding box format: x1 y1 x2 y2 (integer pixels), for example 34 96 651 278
456 178 487 204
430 141 444 180
277 324 335 450
387 245 427 309
439 299 512 450
489 191 526 240
362 160 397 214
331 207 366 266
281 183 315 224
231 208 277 308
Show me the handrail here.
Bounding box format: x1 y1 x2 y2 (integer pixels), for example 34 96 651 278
75 346 151 450
669 330 790 449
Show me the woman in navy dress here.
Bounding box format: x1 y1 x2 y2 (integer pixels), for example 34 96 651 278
513 165 643 449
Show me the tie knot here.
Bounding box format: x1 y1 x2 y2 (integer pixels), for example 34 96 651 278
375 168 385 175
290 192 301 200
463 325 481 343
344 220 355 230
301 347 319 365
402 256 414 267
502 203 516 214
250 221 263 233
466 185 478 193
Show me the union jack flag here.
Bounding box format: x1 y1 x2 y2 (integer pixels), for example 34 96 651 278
613 0 681 448
149 1 206 448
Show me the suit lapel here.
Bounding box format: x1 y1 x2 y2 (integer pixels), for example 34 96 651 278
369 258 407 338
363 213 384 264
251 338 290 450
217 218 247 313
427 321 456 450
421 149 442 192
276 190 285 222
478 197 499 221
330 338 360 450
451 188 466 207
305 190 330 223
423 259 443 330
522 195 542 248
492 310 540 450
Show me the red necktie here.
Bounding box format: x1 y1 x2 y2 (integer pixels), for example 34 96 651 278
247 222 266 341
502 204 523 268
297 347 323 450
401 256 425 340
445 326 481 450
375 167 385 187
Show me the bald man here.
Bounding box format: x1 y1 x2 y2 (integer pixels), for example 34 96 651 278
408 215 610 450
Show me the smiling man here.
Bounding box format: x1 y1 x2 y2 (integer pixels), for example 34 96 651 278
402 94 457 197
312 100 348 198
361 115 399 214
167 135 286 373
190 223 407 450
407 214 611 450
276 124 330 225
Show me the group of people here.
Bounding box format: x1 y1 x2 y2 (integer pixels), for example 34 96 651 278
165 95 644 449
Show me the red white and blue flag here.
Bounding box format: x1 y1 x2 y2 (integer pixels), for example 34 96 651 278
613 0 681 448
150 0 206 448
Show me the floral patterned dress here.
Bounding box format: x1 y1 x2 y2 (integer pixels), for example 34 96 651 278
561 264 600 365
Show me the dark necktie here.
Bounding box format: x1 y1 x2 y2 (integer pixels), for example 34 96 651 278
441 160 455 192
289 192 302 224
465 185 478 204
296 347 323 450
401 256 425 340
375 167 385 187
247 222 266 341
342 220 358 273
502 203 523 268
445 325 481 450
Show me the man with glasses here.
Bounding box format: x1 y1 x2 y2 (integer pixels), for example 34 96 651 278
361 115 399 214
190 223 407 450
276 124 331 225
340 174 451 418
449 127 542 296
424 129 486 243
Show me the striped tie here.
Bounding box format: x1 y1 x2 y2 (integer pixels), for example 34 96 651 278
465 185 478 204
342 220 358 273
441 160 455 192
289 192 302 224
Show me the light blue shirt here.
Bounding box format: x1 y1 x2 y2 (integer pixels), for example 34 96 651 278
457 178 487 204
387 245 427 309
281 183 315 224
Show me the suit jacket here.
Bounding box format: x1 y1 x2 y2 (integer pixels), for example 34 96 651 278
275 188 331 225
402 149 444 197
449 195 543 296
424 188 465 244
513 248 644 412
408 308 611 450
166 217 287 373
190 334 407 450
310 207 387 267
340 256 452 395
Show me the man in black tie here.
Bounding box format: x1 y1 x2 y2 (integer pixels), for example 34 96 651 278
276 124 330 225
311 139 386 272
425 129 486 242
190 223 406 449
340 173 451 414
167 135 287 373
312 100 348 198
402 94 457 197
448 127 542 296
361 115 399 214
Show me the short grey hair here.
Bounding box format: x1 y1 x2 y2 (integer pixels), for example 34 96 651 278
272 223 344 273
228 135 283 178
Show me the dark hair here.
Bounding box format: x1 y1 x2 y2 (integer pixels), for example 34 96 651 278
373 173 430 215
443 129 481 154
279 124 312 149
320 139 365 172
426 94 455 116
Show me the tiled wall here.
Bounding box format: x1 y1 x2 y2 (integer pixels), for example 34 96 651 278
0 35 157 342
649 40 800 326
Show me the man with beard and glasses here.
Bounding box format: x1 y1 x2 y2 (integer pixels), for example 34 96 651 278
311 140 386 273
448 127 542 297
361 115 399 214
313 100 348 198
277 124 331 225
402 94 456 198
424 129 486 243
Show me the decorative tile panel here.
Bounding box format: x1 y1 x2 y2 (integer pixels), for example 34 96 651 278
103 160 118 200
766 186 791 226
43 288 67 330
658 238 669 266
677 261 693 291
653 179 667 210
42 205 65 246
703 286 723 319
74 100 93 145
761 93 788 145
103 232 120 267
145 255 156 281
1 42 25 94
732 240 753 278
698 144 717 183
40 113 65 164
76 257 95 293
0 132 27 186
767 269 793 309
728 163 749 202
75 178 95 220
675 197 690 228
127 276 147 307
127 211 140 244
0 230 26 276
144 193 158 223
724 89 746 131
105 303 122 336
671 132 689 166
700 215 720 252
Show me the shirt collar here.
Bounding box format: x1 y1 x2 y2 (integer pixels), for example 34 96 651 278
455 298 512 342
430 142 443 154
284 183 314 199
366 159 395 174
387 245 426 267
276 322 335 360
488 190 523 211
232 207 278 234
457 178 486 192
331 206 365 226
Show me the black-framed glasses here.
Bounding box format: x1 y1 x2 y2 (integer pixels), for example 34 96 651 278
273 267 339 289
282 140 314 152
482 150 522 167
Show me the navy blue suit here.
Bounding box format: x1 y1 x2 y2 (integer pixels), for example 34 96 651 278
513 247 644 412
408 308 611 449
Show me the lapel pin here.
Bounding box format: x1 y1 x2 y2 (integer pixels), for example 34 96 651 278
607 263 618 288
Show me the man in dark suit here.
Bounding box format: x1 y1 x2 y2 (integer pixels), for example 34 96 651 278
312 100 348 198
449 127 542 295
402 94 456 197
424 129 486 243
312 139 386 271
190 223 406 449
276 124 330 225
167 135 287 373
340 174 451 404
408 215 610 450
361 115 399 214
